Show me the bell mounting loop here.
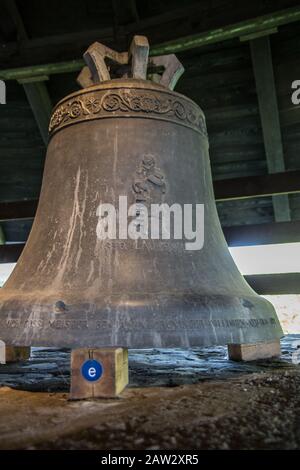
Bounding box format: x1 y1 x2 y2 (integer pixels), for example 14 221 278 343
148 54 184 91
128 35 149 80
77 35 184 90
80 41 129 85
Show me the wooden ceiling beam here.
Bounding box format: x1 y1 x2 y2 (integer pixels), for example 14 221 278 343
1 6 300 79
2 219 300 248
0 200 38 221
245 273 300 295
0 169 300 221
0 60 85 81
0 243 24 263
214 169 300 202
2 218 300 259
150 5 300 55
223 220 300 247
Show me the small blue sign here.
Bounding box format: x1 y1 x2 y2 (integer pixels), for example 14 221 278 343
81 359 103 382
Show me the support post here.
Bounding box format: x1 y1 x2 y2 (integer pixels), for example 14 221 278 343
0 341 30 364
228 340 281 362
20 79 52 145
0 225 5 245
4 0 52 146
250 35 291 222
70 348 128 399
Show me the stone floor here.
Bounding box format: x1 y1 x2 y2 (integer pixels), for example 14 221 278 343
0 335 299 449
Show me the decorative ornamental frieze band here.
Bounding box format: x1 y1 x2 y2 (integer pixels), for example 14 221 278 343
49 88 207 137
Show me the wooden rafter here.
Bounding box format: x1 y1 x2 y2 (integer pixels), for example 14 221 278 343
214 170 300 202
1 6 300 80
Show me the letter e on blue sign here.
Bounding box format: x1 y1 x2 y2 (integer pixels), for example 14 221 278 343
81 359 103 382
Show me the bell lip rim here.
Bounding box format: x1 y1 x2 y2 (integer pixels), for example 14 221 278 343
50 78 204 116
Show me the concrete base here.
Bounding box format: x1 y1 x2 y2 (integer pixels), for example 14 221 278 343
228 339 281 362
0 341 31 364
70 348 128 399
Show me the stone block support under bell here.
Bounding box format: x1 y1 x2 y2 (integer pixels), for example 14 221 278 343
0 341 30 364
228 340 281 362
70 348 129 399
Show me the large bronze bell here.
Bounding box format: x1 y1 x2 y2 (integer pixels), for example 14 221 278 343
0 37 283 348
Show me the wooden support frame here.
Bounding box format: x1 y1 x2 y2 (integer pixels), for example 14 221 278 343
250 35 290 222
228 340 281 361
